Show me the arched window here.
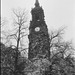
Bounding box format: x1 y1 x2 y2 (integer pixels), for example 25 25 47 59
35 14 39 21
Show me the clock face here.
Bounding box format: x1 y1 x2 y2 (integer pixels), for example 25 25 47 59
35 27 40 32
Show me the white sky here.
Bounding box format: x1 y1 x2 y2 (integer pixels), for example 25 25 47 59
1 0 75 46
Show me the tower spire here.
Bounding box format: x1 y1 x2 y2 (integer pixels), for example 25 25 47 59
35 0 40 7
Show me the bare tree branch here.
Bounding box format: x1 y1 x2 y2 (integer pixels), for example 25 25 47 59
1 8 29 75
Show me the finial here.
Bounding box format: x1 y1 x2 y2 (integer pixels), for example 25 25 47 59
35 0 39 7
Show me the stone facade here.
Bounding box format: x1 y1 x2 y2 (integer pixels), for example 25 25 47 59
28 0 50 60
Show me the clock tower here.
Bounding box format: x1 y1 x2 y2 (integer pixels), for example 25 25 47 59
28 0 50 60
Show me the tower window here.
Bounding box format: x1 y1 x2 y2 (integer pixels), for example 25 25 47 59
35 14 39 21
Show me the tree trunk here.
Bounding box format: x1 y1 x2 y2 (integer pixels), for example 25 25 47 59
14 26 21 75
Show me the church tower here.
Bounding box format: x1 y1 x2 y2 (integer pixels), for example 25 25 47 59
28 0 50 60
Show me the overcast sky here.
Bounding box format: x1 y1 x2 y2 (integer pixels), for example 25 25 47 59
1 0 75 46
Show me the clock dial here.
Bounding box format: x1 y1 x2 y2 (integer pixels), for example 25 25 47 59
35 27 40 32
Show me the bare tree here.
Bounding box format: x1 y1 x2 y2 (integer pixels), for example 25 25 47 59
49 27 75 58
5 8 29 75
1 17 8 43
0 17 8 27
44 27 75 75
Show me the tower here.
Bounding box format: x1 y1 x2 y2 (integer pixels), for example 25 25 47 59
28 0 50 60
